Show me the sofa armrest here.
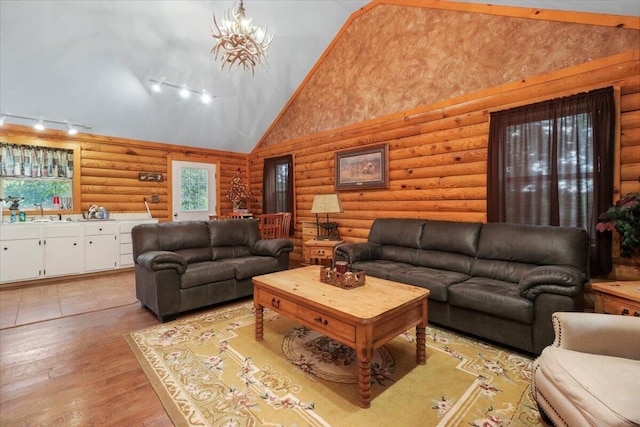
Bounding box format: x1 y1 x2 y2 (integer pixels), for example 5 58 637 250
334 242 381 263
252 239 293 257
551 312 640 360
519 265 584 300
136 250 188 274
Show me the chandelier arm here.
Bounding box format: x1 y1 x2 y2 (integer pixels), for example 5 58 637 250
210 1 272 75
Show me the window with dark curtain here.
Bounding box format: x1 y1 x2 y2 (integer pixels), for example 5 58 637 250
263 155 294 235
487 87 615 275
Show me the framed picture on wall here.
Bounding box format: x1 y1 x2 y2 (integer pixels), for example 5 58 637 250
335 143 389 191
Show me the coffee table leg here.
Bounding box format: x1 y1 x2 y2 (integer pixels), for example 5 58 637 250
416 325 426 365
255 304 264 341
358 358 372 408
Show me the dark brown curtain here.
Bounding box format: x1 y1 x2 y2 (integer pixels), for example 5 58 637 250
262 155 294 235
487 87 614 275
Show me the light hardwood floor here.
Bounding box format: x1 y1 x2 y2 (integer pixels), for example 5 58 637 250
0 271 172 426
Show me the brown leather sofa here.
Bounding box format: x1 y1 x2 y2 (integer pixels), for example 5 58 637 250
335 219 590 354
532 312 640 426
132 219 293 322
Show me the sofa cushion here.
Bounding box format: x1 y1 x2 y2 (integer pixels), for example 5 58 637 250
471 259 537 284
208 219 261 257
175 247 213 263
132 221 210 257
536 347 640 425
477 223 589 272
180 261 236 289
413 250 474 275
380 246 426 265
211 246 253 260
223 256 281 280
421 220 481 257
448 277 533 324
387 266 470 302
352 260 412 280
368 218 426 248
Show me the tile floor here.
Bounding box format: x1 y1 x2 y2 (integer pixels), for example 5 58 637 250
0 271 137 329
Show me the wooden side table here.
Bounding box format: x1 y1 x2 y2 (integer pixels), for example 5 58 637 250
591 281 640 316
303 238 344 266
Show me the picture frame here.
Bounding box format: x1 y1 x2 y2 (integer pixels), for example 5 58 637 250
335 143 389 191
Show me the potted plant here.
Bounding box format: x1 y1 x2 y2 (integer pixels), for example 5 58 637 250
226 169 252 211
596 192 640 258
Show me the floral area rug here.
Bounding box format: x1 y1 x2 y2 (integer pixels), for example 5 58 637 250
125 302 543 427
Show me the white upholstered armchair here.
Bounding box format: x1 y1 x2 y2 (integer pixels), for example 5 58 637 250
532 312 640 426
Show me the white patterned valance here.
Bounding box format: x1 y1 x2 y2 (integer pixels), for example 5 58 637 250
0 143 73 179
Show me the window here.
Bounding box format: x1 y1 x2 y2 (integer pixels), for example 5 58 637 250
487 87 615 275
180 167 209 212
263 155 293 234
0 143 74 210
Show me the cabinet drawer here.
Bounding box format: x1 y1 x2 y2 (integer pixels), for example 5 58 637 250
297 306 355 343
308 247 333 259
0 224 41 240
120 254 134 267
45 224 82 238
85 222 118 235
255 288 297 317
602 296 640 316
120 242 133 255
120 233 132 244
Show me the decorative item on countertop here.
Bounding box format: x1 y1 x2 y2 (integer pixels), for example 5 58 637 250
226 168 253 211
320 266 365 289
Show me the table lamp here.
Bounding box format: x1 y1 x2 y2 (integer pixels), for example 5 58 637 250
310 194 343 240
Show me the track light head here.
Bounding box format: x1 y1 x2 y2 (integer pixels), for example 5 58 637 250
34 116 45 131
201 90 212 105
66 122 78 135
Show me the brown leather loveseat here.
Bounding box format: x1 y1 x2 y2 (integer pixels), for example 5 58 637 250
335 219 590 354
132 219 293 322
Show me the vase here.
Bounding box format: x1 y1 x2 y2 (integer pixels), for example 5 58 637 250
233 201 247 211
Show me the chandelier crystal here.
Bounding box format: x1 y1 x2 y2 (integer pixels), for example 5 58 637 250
211 1 274 75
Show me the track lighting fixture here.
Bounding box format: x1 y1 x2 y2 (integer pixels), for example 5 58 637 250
179 85 191 99
34 117 45 131
149 78 215 105
0 112 92 134
66 122 78 135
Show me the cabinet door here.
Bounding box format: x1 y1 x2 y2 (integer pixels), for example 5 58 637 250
85 234 119 272
45 237 83 277
0 239 42 282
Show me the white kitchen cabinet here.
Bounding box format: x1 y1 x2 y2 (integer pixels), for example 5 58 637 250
44 223 83 277
0 219 157 284
118 219 156 268
0 224 43 282
84 222 119 272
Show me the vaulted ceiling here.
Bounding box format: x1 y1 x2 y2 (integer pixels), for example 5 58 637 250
1 1 638 153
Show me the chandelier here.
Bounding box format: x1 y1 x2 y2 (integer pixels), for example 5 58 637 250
211 1 274 75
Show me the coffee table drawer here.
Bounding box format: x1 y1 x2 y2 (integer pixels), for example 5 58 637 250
255 288 297 317
298 306 355 343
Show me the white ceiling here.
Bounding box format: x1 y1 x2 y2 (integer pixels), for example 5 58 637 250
1 1 638 153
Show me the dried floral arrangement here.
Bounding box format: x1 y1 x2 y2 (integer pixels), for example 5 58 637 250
226 169 252 209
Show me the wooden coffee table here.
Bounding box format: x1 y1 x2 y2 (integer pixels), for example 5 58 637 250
253 265 430 408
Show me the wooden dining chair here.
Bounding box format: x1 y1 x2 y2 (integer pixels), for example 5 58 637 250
260 213 285 239
278 212 292 237
220 213 246 220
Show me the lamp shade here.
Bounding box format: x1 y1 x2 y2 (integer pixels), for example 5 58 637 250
310 194 343 214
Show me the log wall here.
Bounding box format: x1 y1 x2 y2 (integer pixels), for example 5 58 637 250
0 127 249 221
249 50 640 279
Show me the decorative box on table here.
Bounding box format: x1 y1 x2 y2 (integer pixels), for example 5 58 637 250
319 267 365 289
